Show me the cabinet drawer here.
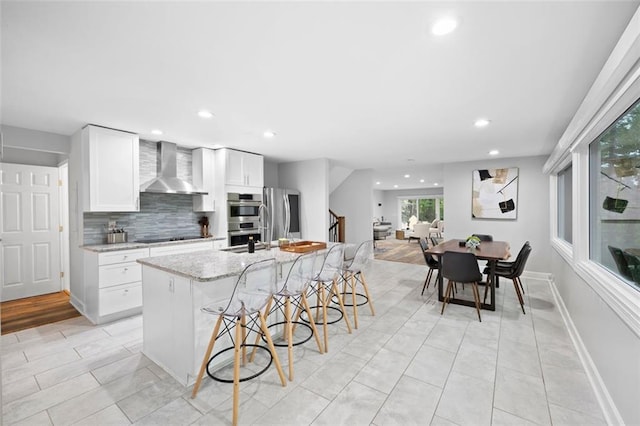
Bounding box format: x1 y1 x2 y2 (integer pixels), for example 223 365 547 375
99 248 149 266
99 282 142 316
99 262 142 287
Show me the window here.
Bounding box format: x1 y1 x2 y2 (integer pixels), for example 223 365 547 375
399 196 443 228
589 97 640 290
557 164 572 243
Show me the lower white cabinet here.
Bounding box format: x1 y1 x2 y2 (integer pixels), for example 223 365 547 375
84 247 149 324
99 282 143 316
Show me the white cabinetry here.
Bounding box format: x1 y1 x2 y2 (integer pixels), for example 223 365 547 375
220 148 264 188
82 125 140 212
84 248 149 323
192 148 216 212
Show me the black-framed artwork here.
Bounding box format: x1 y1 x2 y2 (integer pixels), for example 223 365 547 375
472 167 519 220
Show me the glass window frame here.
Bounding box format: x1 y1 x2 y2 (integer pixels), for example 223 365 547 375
397 195 444 229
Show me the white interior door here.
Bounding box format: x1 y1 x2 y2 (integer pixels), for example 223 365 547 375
1 163 61 301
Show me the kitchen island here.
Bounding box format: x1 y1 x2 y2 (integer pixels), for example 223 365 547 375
137 247 305 386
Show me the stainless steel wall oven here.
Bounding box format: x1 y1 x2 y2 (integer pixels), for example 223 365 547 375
227 192 262 246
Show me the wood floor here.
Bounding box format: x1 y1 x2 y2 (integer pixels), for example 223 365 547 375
1 291 81 335
374 237 425 265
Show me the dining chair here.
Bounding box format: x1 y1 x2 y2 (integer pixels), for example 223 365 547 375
441 251 483 322
608 245 633 281
419 237 440 295
486 243 532 314
340 240 375 329
621 251 640 284
303 244 352 352
191 258 286 426
488 241 530 294
254 251 324 381
473 234 493 242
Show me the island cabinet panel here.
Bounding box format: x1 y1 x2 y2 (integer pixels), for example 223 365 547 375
142 267 195 385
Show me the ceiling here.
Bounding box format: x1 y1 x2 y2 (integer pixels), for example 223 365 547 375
2 1 638 190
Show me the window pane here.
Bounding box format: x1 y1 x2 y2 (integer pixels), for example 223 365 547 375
590 97 640 290
401 199 417 227
557 165 572 243
418 199 436 222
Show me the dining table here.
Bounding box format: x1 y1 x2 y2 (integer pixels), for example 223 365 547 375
425 239 511 311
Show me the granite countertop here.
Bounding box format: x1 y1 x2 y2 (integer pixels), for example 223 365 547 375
82 236 226 253
137 248 303 282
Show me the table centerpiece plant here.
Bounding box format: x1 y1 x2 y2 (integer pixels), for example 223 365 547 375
465 235 481 249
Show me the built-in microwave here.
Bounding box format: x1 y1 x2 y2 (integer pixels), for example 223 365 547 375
227 192 262 220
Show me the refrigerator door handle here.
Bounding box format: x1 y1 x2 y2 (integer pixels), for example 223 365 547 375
283 193 290 238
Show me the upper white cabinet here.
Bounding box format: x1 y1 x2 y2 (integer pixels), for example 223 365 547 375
192 148 216 212
82 125 140 212
221 148 263 188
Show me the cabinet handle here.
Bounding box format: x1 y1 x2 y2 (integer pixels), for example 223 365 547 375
123 267 128 272
124 289 129 293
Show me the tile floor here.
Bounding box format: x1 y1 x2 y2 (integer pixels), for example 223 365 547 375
1 260 607 425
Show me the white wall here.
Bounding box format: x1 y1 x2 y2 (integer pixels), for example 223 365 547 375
330 169 373 244
443 155 550 274
278 158 330 241
1 125 70 166
552 255 640 425
373 189 384 221
263 159 279 188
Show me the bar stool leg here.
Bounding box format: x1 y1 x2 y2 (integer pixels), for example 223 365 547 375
191 315 223 398
351 273 359 329
232 316 242 426
258 312 287 386
330 279 352 333
320 284 329 352
359 272 375 316
301 293 324 354
284 296 294 380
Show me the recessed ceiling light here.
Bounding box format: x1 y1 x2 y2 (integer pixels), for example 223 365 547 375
474 118 491 127
375 181 381 185
198 110 214 119
151 129 163 135
420 179 425 183
404 174 410 178
263 130 276 139
432 18 458 36
393 184 398 188
489 150 500 156
434 182 439 186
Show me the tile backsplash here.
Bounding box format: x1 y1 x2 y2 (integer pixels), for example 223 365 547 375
84 193 213 244
83 140 213 245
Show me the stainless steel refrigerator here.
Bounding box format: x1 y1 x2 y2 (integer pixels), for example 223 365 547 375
262 187 301 243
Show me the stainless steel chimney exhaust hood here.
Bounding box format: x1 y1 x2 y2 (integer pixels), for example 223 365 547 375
140 141 208 194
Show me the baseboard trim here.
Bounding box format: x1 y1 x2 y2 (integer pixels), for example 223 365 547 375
548 277 624 425
69 295 94 325
522 270 552 281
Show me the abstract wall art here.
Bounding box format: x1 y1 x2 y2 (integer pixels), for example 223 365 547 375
472 167 519 220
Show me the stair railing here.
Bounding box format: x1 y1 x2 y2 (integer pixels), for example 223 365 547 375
328 209 345 243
